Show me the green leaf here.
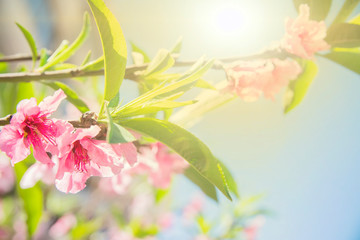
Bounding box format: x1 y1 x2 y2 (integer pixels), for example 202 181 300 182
16 23 37 70
144 49 174 77
87 0 127 103
118 99 197 118
120 118 232 200
184 166 218 201
322 48 360 74
108 92 120 108
81 50 92 66
46 40 69 64
332 0 360 24
284 60 318 113
38 48 50 67
80 56 104 71
170 36 183 55
114 59 214 116
293 0 332 21
195 79 216 90
218 160 239 198
326 23 360 48
131 41 151 63
106 105 136 143
42 81 90 113
350 13 360 25
14 156 43 237
39 12 90 71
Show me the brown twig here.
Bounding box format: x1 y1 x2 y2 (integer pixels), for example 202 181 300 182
0 49 291 83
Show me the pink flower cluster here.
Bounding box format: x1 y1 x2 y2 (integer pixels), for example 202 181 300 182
225 58 302 102
225 4 330 102
100 142 189 194
0 90 137 193
0 90 189 194
281 4 330 59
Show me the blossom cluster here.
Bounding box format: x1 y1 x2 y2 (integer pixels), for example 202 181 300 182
225 4 330 102
0 90 188 194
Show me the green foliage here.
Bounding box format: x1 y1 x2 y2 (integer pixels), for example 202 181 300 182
15 23 37 70
326 23 360 48
131 42 151 64
38 48 50 67
332 0 360 24
80 56 104 71
284 60 318 113
113 59 214 118
218 160 239 198
39 12 90 71
14 156 43 237
119 118 232 200
87 0 127 104
184 166 218 201
170 36 183 55
143 49 175 77
195 79 216 90
105 105 136 143
81 50 92 66
293 0 332 20
42 81 90 113
323 48 360 74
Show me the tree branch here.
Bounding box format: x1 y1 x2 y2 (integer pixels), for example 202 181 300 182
0 52 52 63
0 49 291 83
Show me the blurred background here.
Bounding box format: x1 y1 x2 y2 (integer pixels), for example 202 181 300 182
0 0 360 239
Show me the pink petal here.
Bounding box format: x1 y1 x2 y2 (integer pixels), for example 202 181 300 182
32 142 53 165
20 162 54 189
55 172 89 194
111 142 138 166
12 98 39 124
39 89 66 116
0 125 30 165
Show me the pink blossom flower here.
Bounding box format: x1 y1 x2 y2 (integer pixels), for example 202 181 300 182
55 125 137 193
281 4 330 59
100 142 188 194
49 214 77 239
225 59 301 101
0 89 66 165
0 152 14 194
138 142 189 189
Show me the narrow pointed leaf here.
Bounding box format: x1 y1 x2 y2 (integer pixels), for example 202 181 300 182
184 166 218 201
81 50 92 66
332 0 360 24
80 56 104 71
88 0 127 102
284 60 318 113
323 48 360 74
170 36 183 55
326 23 360 48
144 49 174 77
218 160 239 198
120 118 232 200
39 12 90 71
16 23 37 70
131 42 150 63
